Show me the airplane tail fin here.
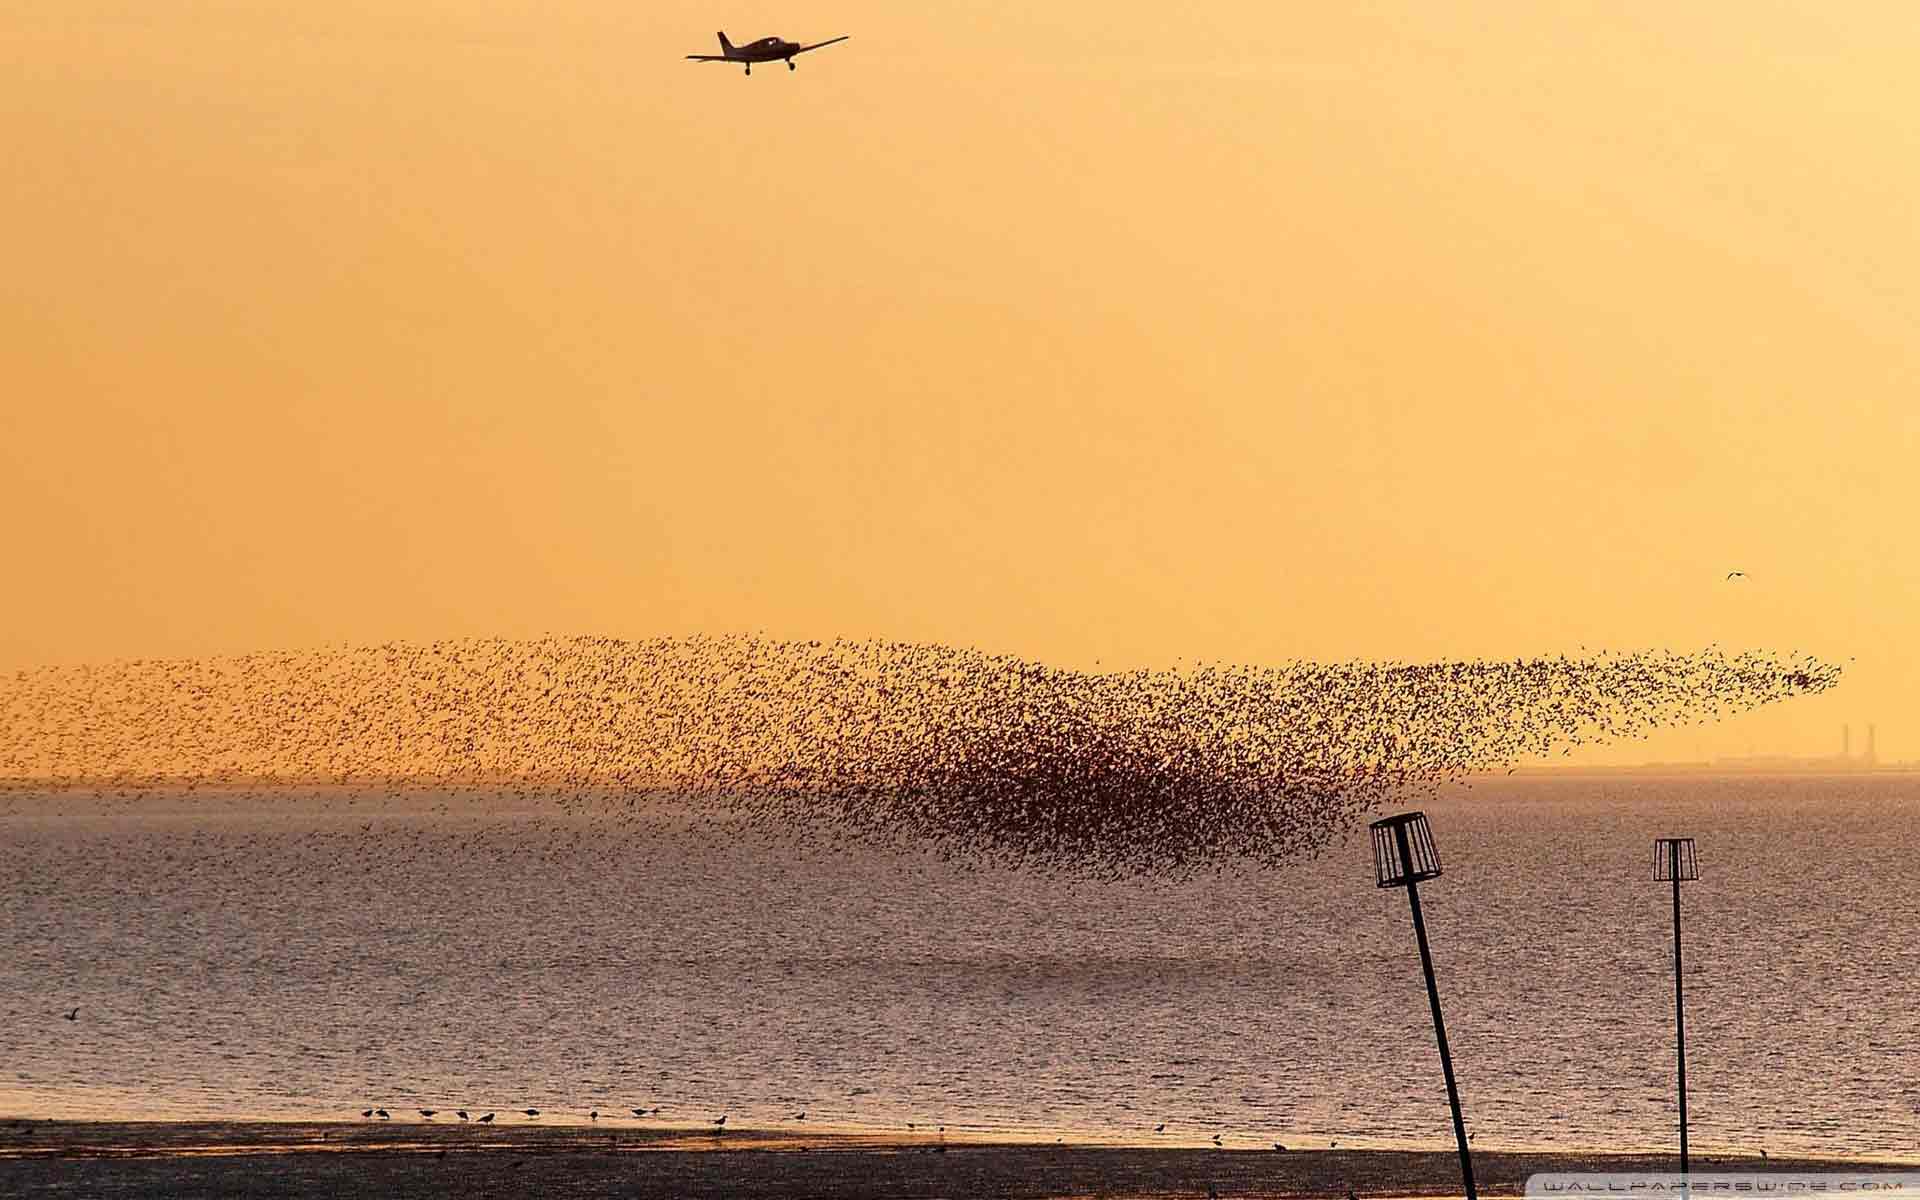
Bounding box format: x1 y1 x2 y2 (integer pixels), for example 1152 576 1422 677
717 32 735 55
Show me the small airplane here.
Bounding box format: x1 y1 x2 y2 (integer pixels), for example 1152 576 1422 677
687 32 849 75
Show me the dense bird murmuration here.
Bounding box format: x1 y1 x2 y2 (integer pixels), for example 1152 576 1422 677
0 637 1840 878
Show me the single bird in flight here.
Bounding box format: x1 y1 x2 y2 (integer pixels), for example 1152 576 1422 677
1726 571 1747 580
687 31 849 76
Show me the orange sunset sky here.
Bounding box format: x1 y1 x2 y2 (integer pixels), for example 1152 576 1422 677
3 2 1916 764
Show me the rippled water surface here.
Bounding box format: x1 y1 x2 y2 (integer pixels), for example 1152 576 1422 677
3 775 1917 1156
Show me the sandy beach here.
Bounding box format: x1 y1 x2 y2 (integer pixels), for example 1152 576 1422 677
1 1120 1901 1200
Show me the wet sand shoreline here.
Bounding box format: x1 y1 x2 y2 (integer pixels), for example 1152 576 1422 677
2 1121 1908 1199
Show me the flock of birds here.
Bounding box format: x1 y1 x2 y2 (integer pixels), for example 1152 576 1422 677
0 634 1838 877
6 632 1836 1173
356 1105 666 1124
343 1103 1316 1151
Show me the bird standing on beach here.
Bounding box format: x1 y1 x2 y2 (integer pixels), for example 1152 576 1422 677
418 1110 436 1119
713 1114 728 1128
456 1111 469 1121
479 1113 495 1124
522 1108 540 1118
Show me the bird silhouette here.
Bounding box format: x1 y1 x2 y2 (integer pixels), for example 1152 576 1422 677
62 1007 78 1021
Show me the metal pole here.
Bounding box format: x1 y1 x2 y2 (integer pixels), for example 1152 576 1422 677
1398 825 1477 1200
1672 844 1689 1178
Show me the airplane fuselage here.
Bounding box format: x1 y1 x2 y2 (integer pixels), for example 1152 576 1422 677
729 37 802 63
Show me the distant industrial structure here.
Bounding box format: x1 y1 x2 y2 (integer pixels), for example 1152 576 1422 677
1511 723 1911 775
1713 723 1879 772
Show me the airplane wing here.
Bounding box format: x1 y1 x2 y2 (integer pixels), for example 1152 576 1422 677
686 54 732 61
792 35 849 54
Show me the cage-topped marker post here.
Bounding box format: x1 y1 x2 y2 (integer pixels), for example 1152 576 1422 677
1370 811 1476 1200
1654 837 1699 1177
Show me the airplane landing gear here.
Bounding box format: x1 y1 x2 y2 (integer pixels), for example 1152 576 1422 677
787 59 795 70
744 63 751 75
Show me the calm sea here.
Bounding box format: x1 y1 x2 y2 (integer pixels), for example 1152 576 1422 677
2 775 1916 1157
